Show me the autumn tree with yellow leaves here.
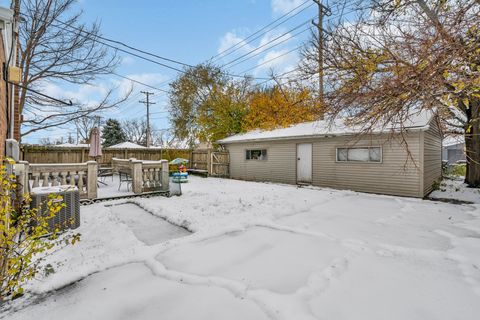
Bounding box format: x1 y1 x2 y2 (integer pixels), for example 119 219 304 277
301 0 480 186
169 64 322 145
243 85 322 131
169 64 249 146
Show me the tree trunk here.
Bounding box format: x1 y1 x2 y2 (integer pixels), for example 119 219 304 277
465 100 480 187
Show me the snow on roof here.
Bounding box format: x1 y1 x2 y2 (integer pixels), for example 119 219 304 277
53 143 90 148
218 110 435 144
107 142 146 149
443 135 464 147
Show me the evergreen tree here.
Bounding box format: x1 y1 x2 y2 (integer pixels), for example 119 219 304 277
102 119 126 147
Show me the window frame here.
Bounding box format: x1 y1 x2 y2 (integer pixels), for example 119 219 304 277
245 148 268 161
335 146 383 163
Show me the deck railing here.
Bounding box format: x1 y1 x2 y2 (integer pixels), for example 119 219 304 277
14 158 169 200
112 158 169 194
15 161 97 199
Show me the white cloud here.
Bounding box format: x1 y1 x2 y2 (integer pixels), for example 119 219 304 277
120 56 136 66
258 28 292 47
256 49 293 70
271 0 305 15
217 31 254 56
253 48 297 76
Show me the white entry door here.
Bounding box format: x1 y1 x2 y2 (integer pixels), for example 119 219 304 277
297 143 312 183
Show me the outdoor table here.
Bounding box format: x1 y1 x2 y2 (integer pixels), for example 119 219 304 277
98 167 114 186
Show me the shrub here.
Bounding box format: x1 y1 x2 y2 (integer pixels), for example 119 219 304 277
0 163 80 301
443 163 467 177
450 164 467 177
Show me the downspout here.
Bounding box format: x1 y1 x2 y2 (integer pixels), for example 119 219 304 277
9 0 19 141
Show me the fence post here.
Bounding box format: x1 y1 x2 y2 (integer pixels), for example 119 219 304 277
86 161 98 199
112 157 118 172
161 160 169 191
206 149 212 176
131 159 143 194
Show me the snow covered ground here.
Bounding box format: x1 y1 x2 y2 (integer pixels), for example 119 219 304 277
430 176 480 204
2 176 480 320
97 174 135 199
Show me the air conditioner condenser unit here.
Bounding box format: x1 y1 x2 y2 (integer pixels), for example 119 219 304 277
30 186 80 233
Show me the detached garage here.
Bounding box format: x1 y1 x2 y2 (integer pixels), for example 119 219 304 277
218 111 442 198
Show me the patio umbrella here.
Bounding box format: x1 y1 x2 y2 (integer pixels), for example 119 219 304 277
88 127 102 160
169 158 189 165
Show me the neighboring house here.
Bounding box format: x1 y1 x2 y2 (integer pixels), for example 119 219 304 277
107 142 146 149
442 136 465 164
218 111 442 198
0 7 15 159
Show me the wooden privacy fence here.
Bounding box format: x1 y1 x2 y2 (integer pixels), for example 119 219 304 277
190 150 229 177
21 145 230 177
21 145 191 166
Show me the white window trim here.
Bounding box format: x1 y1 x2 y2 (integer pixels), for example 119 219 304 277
335 146 383 163
245 148 268 161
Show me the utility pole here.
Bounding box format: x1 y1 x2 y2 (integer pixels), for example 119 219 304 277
139 91 156 147
312 0 331 106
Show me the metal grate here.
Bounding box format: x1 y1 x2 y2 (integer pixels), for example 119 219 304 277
31 187 81 232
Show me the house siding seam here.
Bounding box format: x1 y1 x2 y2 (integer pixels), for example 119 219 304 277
422 118 442 196
226 132 424 198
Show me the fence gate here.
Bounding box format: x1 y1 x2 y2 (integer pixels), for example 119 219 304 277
190 149 229 177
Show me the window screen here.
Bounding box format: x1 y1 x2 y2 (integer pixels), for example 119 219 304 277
337 147 381 162
246 149 267 160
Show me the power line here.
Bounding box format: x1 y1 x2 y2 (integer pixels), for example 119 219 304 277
33 12 311 89
238 45 303 74
150 110 169 115
212 0 314 62
252 5 366 86
221 18 314 68
111 72 170 93
20 12 194 69
226 25 311 69
46 17 272 81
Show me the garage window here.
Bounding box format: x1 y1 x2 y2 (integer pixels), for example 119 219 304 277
337 147 382 162
246 149 267 160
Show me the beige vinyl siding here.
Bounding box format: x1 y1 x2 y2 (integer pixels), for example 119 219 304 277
226 131 424 197
311 133 423 198
422 118 442 195
227 141 297 184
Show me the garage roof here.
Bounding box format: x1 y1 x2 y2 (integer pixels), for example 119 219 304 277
218 110 435 144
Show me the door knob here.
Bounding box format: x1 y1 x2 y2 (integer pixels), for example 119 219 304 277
297 158 300 160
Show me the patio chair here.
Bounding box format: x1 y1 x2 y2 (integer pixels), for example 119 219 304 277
118 170 132 191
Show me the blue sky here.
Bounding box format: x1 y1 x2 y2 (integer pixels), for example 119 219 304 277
6 0 319 143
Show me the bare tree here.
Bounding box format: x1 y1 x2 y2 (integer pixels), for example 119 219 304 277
300 0 480 186
17 0 130 138
38 137 52 145
122 118 148 146
74 114 103 143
